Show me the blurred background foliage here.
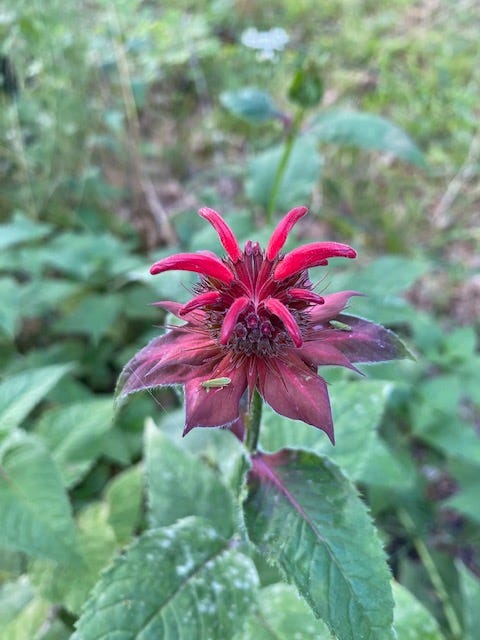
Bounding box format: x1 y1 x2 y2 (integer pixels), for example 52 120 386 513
0 0 479 638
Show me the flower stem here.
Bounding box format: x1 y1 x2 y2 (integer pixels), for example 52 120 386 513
266 108 305 223
246 388 263 453
398 509 463 640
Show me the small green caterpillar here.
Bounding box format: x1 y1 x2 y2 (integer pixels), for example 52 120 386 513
329 320 352 331
201 377 232 391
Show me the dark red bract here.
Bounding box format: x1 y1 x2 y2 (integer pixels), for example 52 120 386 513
117 207 408 443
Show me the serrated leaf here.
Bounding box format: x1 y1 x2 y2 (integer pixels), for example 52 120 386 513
73 518 258 640
457 562 480 640
244 450 394 640
235 582 332 639
220 88 280 123
145 422 235 539
392 582 446 639
30 502 118 615
309 110 425 166
0 364 73 436
0 431 77 563
261 380 396 484
105 465 143 545
34 398 114 488
246 137 322 211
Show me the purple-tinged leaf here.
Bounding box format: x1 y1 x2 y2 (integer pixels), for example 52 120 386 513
244 449 395 640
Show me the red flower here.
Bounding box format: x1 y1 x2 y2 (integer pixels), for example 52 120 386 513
117 207 408 443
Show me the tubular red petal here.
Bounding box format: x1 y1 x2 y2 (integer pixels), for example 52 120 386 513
199 207 243 262
288 288 324 305
264 297 303 347
220 296 250 345
274 242 357 281
180 291 222 316
265 206 308 261
150 253 234 284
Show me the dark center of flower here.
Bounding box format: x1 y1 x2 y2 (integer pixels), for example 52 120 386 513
207 305 296 357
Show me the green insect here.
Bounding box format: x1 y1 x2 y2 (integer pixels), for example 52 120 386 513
201 377 232 391
329 320 352 331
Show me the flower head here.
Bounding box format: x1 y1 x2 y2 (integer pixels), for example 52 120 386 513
117 207 409 443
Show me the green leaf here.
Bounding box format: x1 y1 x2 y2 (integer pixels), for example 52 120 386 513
0 278 23 338
246 137 322 211
30 502 118 615
0 364 73 436
220 88 280 123
105 465 143 545
54 293 123 343
457 562 480 640
235 582 332 639
145 422 235 539
260 380 402 485
0 576 35 628
309 110 425 166
0 431 77 563
34 398 115 488
0 213 52 250
392 581 446 639
244 450 394 640
73 518 258 640
288 63 324 108
2 595 54 640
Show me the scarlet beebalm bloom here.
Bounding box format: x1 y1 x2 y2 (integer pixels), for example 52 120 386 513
117 206 409 443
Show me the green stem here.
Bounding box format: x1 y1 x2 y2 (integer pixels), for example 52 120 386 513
246 389 263 454
266 108 305 223
398 509 463 640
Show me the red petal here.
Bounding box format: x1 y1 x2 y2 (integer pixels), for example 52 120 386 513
116 330 217 398
294 341 361 373
150 253 234 284
199 207 243 262
315 314 413 363
273 242 357 281
180 291 222 316
184 359 248 433
264 297 302 347
288 288 324 305
308 291 362 324
266 206 308 261
220 296 250 344
257 357 334 443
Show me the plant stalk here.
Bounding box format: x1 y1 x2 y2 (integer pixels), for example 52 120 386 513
245 388 263 454
266 108 305 223
398 509 463 640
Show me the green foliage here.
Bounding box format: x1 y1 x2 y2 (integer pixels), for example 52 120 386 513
309 110 425 166
1 0 479 638
244 450 394 640
73 518 258 640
